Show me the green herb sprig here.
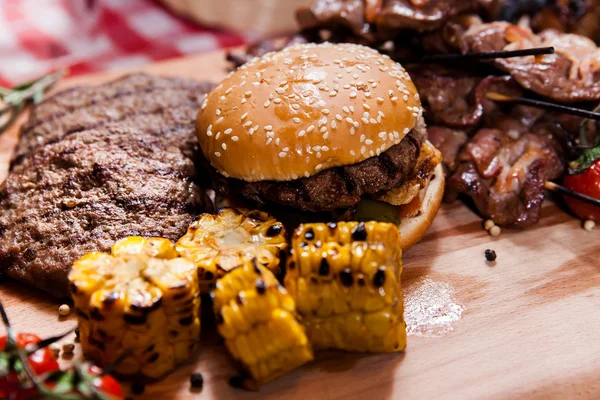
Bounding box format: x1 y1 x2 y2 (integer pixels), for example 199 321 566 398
0 69 66 133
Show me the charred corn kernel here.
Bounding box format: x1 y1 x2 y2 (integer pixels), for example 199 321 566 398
285 222 406 353
177 208 288 292
213 261 313 385
69 237 200 379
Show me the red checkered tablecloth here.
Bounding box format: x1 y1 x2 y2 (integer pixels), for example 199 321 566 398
0 0 246 87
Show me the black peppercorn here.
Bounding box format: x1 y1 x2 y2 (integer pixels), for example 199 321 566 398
131 381 145 395
190 373 204 389
485 249 497 262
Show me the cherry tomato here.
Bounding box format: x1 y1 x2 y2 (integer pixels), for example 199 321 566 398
0 333 59 376
563 158 600 221
89 365 124 399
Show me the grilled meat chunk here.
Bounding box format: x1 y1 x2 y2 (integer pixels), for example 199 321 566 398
446 124 564 227
213 127 425 212
427 126 469 175
297 0 478 38
0 74 213 298
458 22 600 102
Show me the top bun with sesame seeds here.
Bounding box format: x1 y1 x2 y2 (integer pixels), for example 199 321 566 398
197 42 422 182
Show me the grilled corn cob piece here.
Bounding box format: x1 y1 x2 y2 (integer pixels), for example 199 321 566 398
284 222 406 353
213 260 313 384
177 208 287 292
69 237 200 379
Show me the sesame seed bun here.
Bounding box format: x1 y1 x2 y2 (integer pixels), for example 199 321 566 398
197 42 422 182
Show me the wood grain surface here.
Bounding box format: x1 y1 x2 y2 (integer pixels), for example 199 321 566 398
1 50 599 400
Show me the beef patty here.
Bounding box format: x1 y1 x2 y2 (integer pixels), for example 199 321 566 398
0 74 214 298
213 127 425 212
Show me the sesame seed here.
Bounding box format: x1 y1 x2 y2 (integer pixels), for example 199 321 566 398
249 128 254 135
253 125 259 132
292 104 300 110
206 130 213 137
350 150 356 156
274 98 282 104
231 136 239 141
304 172 310 177
266 138 273 145
361 146 366 155
336 114 343 121
329 91 337 97
316 164 323 170
279 152 287 158
360 134 366 143
377 115 382 123
215 152 221 157
370 150 375 156
379 132 387 139
322 109 330 115
264 100 271 107
323 132 329 139
313 145 321 151
221 143 227 150
243 121 252 128
345 117 353 124
391 97 398 102
293 117 301 124
298 130 306 137
350 92 357 98
388 90 394 97
215 132 221 140
320 126 327 133
370 118 377 124
403 127 410 134
306 125 315 133
225 87 233 94
316 152 322 158
365 139 373 145
224 128 232 135
317 100 326 107
241 113 248 120
350 106 355 112
343 106 350 113
280 80 288 86
216 109 221 116
353 121 359 128
202 101 207 110
220 96 226 101
266 131 274 138
241 98 246 104
363 103 371 110
403 95 409 101
350 127 356 135
276 88 285 94
322 146 329 151
275 138 280 145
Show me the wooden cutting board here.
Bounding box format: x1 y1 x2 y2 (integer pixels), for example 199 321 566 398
1 50 599 400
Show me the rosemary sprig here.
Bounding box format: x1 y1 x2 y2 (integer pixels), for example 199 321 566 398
0 69 66 134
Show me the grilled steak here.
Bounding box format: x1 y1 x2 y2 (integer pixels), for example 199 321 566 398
213 127 425 212
0 74 214 298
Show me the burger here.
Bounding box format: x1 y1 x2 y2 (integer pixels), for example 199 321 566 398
197 42 444 250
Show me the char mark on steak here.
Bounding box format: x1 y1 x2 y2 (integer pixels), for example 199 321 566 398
214 127 425 212
0 74 214 298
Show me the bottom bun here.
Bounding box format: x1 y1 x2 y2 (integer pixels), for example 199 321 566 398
397 163 445 251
